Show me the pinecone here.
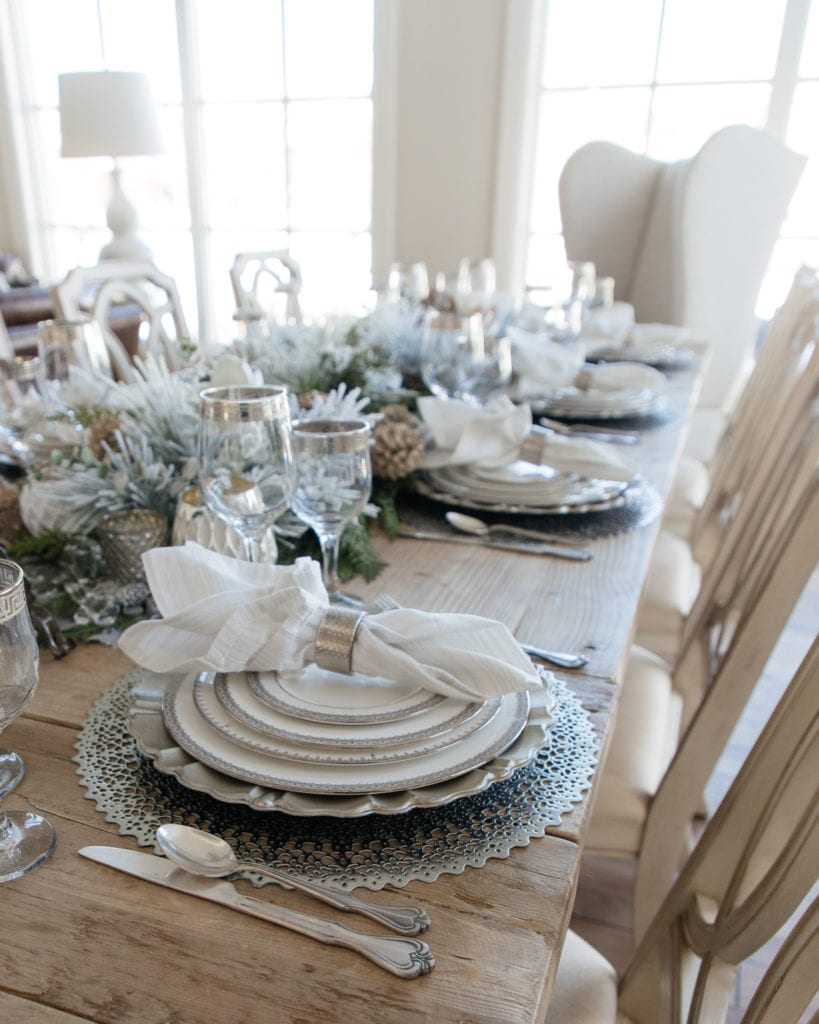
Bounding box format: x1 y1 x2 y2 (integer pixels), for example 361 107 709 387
89 412 121 459
377 403 414 426
0 480 26 545
371 418 424 481
297 390 327 411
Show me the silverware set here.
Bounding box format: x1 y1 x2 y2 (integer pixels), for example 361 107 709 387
80 824 435 978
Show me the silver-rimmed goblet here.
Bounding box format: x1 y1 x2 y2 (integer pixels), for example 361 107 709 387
290 419 372 602
0 558 55 884
198 385 293 563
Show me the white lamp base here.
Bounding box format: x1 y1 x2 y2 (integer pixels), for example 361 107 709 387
99 165 153 262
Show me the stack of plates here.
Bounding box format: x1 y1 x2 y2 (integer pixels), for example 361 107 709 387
586 341 696 371
530 385 664 421
417 459 632 514
129 663 557 816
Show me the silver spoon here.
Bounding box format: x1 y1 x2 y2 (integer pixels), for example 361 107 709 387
156 824 430 935
445 510 588 550
519 642 589 670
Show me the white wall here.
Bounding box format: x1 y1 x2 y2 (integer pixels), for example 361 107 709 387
385 0 507 284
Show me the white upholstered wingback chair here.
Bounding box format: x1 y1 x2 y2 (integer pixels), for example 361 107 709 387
559 126 806 460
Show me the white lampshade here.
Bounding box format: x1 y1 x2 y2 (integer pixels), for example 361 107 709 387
59 71 163 159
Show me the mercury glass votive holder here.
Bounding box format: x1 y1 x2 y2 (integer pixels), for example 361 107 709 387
98 509 169 583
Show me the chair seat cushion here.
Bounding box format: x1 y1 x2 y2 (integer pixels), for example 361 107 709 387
587 646 681 854
544 930 618 1024
634 531 701 662
662 455 709 540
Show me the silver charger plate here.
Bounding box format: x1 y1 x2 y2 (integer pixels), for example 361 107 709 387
248 663 444 724
430 462 630 505
196 673 500 765
160 673 532 795
214 671 484 748
415 472 629 515
127 671 558 817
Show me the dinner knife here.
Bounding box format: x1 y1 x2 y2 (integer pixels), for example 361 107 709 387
79 846 435 979
399 527 592 561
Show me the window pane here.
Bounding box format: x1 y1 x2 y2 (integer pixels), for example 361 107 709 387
138 230 200 338
758 238 819 319
530 88 652 234
99 0 182 103
49 225 109 273
647 83 770 160
287 100 371 231
283 0 373 98
799 0 819 76
656 0 786 83
525 234 569 289
197 0 284 102
542 0 662 88
202 103 289 230
21 0 103 108
289 231 372 315
784 83 819 238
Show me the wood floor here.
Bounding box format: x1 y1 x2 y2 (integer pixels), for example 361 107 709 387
569 570 818 1022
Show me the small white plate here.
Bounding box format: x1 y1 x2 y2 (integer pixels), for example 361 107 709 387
215 671 483 748
248 663 445 724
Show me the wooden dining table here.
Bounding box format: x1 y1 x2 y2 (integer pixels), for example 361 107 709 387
1 359 703 1024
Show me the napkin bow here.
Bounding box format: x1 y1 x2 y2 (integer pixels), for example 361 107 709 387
418 395 532 469
119 543 540 701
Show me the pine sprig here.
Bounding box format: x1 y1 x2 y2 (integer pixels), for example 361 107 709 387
7 530 73 564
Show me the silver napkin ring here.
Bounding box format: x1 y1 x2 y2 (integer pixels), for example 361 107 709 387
314 606 366 675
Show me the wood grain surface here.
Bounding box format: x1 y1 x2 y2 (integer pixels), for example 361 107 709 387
1 362 703 1023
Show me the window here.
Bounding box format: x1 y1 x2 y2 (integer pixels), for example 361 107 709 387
526 0 816 317
1 0 374 341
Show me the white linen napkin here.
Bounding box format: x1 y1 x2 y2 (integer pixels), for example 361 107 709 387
508 326 586 397
581 302 635 340
118 543 541 701
521 431 636 483
418 395 532 468
575 361 667 392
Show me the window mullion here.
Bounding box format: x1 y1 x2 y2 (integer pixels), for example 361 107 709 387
175 0 212 342
767 0 812 137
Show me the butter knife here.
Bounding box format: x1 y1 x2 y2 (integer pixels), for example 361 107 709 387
79 847 435 978
399 527 592 561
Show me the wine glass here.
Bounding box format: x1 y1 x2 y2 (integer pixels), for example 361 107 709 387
0 558 55 883
198 386 293 563
420 309 486 400
290 419 372 602
37 317 113 384
0 357 45 463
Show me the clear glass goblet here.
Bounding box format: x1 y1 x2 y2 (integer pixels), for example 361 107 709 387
420 310 486 400
198 385 293 563
0 558 55 884
37 317 113 384
290 419 372 602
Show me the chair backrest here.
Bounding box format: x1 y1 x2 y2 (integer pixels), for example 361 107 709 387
230 250 303 325
619 637 819 1024
691 265 819 569
0 308 15 360
560 126 806 413
634 454 819 938
51 260 190 382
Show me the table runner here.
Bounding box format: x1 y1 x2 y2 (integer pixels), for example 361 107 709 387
74 670 598 890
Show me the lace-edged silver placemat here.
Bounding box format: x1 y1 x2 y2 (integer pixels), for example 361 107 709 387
74 670 599 890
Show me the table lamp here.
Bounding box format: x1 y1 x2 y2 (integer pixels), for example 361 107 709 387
58 70 163 262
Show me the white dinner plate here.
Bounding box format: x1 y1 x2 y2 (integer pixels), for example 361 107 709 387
214 671 483 748
194 673 502 765
248 663 445 724
531 386 664 420
161 674 532 795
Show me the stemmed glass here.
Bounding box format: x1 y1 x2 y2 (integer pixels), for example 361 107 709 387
290 419 372 602
37 317 113 385
198 386 293 563
420 310 486 400
0 558 55 883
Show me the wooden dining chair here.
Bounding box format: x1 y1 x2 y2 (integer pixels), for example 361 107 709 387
545 635 819 1024
230 249 303 325
634 265 819 663
51 260 190 382
584 433 819 924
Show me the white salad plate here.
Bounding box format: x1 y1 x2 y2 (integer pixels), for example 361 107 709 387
194 673 502 766
161 673 532 795
248 664 445 724
531 386 664 421
214 671 484 748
